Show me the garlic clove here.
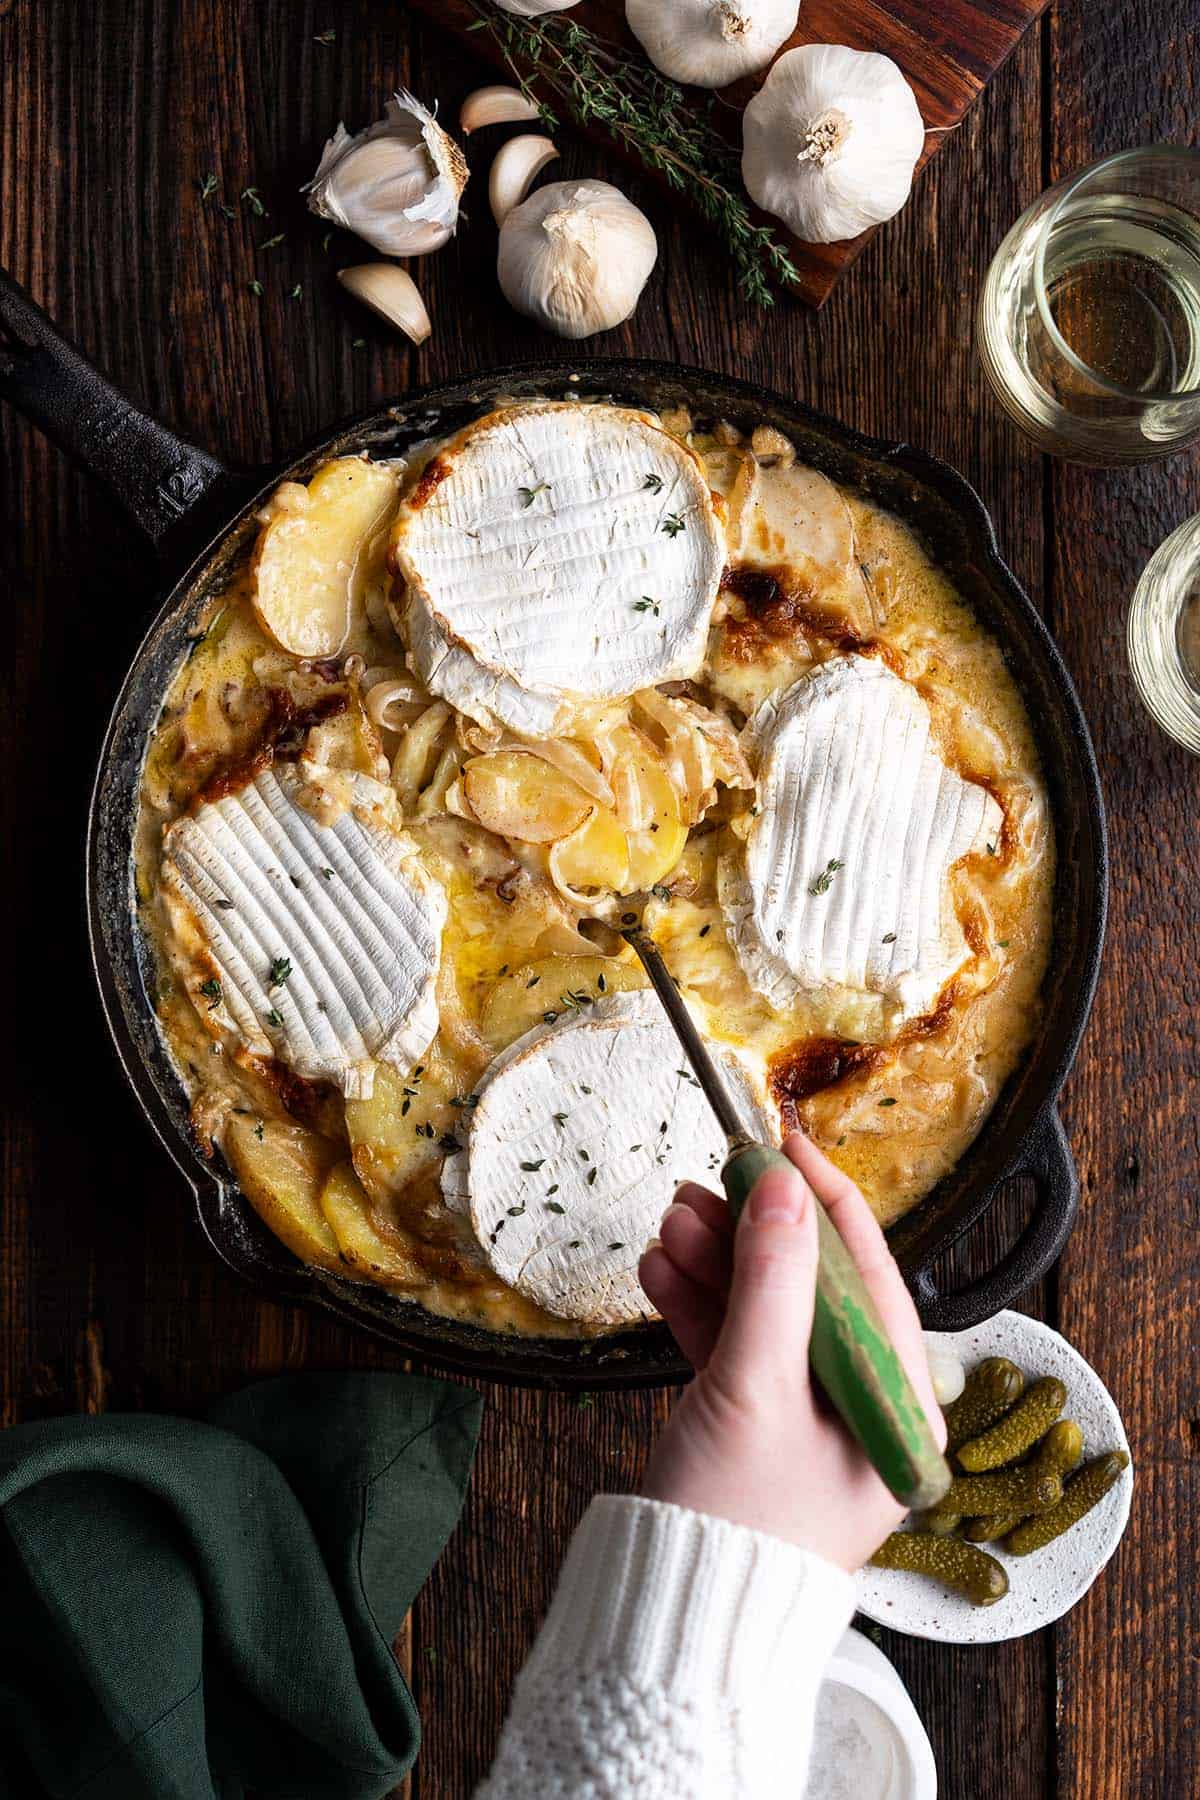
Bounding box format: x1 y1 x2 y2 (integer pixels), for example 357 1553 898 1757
494 0 579 14
923 1332 967 1407
489 134 561 227
626 0 798 88
305 90 468 258
338 265 432 346
460 84 544 134
497 178 658 339
742 44 925 244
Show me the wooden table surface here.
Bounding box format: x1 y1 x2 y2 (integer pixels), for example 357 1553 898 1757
2 3 1196 1796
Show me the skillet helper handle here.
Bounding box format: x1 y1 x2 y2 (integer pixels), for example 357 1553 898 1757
0 265 235 553
722 1144 951 1512
911 1108 1080 1333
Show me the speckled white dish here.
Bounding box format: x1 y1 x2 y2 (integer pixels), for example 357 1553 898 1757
855 1311 1133 1644
804 1628 938 1798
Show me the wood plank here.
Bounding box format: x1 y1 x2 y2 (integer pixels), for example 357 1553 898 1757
407 0 1051 306
1044 4 1200 1797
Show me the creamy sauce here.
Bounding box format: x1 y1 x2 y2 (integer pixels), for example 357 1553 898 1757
136 404 1054 1330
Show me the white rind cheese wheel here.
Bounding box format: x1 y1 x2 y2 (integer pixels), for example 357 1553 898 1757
442 991 774 1326
720 655 1003 1022
391 402 726 734
161 764 446 1098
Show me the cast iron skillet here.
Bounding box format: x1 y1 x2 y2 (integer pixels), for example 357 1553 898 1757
0 269 1107 1387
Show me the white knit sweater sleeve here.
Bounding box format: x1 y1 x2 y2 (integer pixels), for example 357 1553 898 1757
474 1494 856 1799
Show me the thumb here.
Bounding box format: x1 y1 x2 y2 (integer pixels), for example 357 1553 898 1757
708 1163 819 1390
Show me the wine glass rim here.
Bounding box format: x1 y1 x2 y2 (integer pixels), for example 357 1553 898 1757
1033 145 1200 404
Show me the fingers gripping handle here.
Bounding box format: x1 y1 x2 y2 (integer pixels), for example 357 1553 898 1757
722 1144 951 1512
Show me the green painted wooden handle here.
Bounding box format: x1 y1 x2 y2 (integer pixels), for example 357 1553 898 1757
722 1144 951 1511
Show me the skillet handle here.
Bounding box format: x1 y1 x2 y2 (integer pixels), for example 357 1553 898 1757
0 265 240 555
909 1110 1079 1330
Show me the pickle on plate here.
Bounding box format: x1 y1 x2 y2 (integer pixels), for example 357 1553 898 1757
938 1467 1062 1519
920 1508 963 1537
943 1358 1025 1453
962 1419 1086 1541
869 1531 1009 1606
957 1376 1068 1471
961 1512 1022 1543
1004 1451 1130 1555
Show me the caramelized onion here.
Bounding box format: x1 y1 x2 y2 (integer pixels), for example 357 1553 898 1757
364 676 427 732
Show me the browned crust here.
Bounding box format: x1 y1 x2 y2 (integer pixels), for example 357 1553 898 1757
189 688 348 810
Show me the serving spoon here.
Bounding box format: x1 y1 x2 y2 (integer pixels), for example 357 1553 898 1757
582 905 951 1511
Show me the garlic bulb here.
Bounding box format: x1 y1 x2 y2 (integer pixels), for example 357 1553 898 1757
337 265 432 345
498 179 657 338
305 90 468 257
494 0 578 14
742 44 925 243
626 0 798 88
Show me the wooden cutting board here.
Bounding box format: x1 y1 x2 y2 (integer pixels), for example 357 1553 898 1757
408 0 1050 307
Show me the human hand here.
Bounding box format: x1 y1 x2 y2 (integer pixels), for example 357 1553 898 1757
638 1131 945 1572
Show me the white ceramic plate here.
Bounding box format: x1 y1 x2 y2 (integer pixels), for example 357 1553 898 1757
855 1310 1133 1644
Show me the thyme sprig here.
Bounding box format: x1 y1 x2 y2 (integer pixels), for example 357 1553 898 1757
465 3 800 306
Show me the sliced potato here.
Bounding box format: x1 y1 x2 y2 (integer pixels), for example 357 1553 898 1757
463 748 591 843
319 1160 426 1287
609 725 688 889
549 805 630 896
252 457 400 658
224 1113 343 1272
345 1054 458 1207
480 953 644 1049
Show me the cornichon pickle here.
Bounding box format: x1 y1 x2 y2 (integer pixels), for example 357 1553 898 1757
957 1376 1068 1471
920 1509 963 1537
870 1532 1009 1606
1004 1451 1130 1555
1031 1419 1085 1479
940 1467 1062 1517
962 1512 1023 1543
943 1358 1025 1453
960 1420 1086 1541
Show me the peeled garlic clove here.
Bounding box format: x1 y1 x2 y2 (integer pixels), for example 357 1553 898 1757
626 0 798 88
494 0 579 13
923 1332 967 1407
497 178 657 339
338 265 432 346
305 90 468 257
742 44 925 244
489 134 560 227
460 85 543 134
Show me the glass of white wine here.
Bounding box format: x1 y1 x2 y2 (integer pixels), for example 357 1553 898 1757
977 147 1200 462
1128 513 1200 756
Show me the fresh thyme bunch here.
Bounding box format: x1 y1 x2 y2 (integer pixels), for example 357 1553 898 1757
466 3 801 306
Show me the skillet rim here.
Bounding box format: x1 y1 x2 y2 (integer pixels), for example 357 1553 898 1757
86 355 1108 1386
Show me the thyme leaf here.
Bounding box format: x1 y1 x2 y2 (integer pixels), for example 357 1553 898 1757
808 858 844 897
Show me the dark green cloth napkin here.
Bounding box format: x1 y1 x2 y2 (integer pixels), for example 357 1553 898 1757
0 1372 482 1800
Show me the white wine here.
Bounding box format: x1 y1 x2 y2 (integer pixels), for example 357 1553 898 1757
1039 196 1200 401
977 150 1200 463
